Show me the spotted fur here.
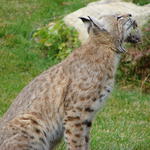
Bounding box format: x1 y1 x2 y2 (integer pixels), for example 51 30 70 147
0 14 140 150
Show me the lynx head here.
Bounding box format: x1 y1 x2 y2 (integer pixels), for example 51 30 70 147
79 14 141 53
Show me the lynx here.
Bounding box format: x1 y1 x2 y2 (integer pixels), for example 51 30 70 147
0 14 140 150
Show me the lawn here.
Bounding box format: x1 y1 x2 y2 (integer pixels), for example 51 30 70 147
0 0 150 150
57 88 150 150
0 0 95 115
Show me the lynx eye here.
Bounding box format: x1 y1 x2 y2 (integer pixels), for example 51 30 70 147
128 14 132 17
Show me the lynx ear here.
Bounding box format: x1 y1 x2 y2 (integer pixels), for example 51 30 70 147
79 17 92 33
79 16 105 33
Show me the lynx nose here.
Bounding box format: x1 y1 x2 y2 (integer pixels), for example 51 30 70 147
126 32 141 44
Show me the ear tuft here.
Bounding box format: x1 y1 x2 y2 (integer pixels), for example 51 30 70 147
79 17 90 23
79 17 92 33
87 16 98 27
87 16 92 22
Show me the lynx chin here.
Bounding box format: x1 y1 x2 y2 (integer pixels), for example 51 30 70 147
0 14 140 150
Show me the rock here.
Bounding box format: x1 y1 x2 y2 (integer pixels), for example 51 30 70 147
64 0 150 43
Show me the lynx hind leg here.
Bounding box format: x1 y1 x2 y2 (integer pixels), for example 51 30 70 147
63 106 92 150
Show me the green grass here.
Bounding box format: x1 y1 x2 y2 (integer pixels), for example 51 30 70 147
124 0 149 5
90 88 150 150
0 0 95 115
0 0 150 149
57 88 150 150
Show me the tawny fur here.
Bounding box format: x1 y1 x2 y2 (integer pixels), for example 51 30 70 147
0 14 140 150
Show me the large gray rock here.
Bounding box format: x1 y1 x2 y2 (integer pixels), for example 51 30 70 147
64 0 150 43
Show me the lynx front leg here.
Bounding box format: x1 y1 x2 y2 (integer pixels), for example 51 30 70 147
63 108 92 150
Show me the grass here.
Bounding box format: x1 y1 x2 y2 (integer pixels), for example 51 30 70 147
90 88 150 150
0 0 150 150
124 0 149 5
0 0 95 115
57 88 150 150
